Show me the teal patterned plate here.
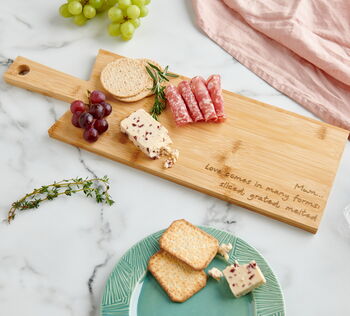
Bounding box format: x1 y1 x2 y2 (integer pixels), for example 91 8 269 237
101 227 285 316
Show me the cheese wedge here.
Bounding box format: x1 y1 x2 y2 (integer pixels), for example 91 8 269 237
120 109 172 159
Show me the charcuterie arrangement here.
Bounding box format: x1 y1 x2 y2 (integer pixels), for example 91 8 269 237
148 219 266 302
68 55 226 158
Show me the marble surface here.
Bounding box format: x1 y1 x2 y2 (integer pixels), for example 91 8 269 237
0 1 349 315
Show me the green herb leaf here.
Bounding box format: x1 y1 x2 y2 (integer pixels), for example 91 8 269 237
146 63 179 120
147 62 162 72
165 73 178 78
7 176 115 223
146 66 156 82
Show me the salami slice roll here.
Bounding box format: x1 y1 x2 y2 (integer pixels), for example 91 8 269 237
165 85 193 126
207 75 225 120
190 76 217 122
178 81 204 122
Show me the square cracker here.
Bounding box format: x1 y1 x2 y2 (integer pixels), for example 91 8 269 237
159 219 219 271
148 250 207 302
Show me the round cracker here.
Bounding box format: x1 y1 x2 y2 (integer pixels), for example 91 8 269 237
101 58 150 98
115 88 153 103
114 59 163 103
139 58 162 72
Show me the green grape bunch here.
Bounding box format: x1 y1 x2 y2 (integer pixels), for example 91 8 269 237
107 0 150 40
59 0 151 40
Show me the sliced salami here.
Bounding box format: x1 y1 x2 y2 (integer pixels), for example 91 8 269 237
190 76 217 122
165 85 193 126
207 75 225 120
178 81 204 122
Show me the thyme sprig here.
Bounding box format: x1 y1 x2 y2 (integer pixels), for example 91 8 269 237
146 63 178 120
7 176 114 223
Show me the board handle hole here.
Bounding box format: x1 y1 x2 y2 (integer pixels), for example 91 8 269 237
18 64 30 76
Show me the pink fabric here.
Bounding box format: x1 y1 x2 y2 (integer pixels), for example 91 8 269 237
192 0 350 132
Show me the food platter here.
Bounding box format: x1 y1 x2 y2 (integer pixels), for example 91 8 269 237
3 49 349 233
100 226 285 316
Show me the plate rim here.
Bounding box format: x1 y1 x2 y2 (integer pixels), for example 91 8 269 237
100 226 286 316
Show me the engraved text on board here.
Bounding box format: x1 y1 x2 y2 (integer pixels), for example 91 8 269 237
204 163 324 222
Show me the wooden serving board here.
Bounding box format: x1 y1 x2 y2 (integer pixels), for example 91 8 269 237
4 49 349 233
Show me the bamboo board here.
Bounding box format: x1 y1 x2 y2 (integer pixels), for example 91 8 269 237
4 49 349 233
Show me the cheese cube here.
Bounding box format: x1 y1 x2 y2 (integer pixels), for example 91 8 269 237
120 109 172 159
223 260 266 297
218 243 233 261
208 267 223 281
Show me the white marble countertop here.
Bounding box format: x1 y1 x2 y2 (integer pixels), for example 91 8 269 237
1 1 349 315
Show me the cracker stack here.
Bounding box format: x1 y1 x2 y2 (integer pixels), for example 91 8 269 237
148 250 207 302
100 58 161 103
148 219 219 302
160 219 219 270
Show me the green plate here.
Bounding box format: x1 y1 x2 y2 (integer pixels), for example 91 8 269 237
101 227 285 316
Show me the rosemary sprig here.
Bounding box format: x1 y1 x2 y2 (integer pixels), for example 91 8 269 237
7 176 114 223
146 63 178 120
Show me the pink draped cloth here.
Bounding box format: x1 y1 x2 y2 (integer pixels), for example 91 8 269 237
192 0 350 132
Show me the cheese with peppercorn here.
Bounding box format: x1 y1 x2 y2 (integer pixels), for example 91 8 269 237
223 260 266 297
120 109 173 159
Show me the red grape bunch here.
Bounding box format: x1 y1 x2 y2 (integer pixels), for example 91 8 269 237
70 90 112 143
